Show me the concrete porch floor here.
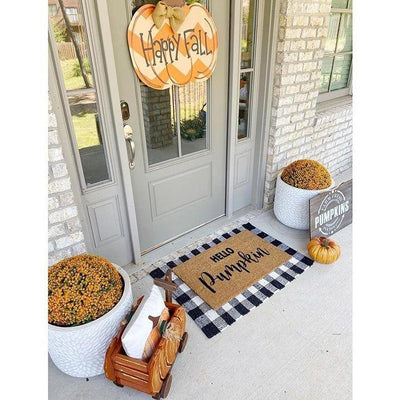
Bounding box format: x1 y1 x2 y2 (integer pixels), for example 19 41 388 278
48 173 352 400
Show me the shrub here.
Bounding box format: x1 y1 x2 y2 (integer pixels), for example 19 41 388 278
72 58 91 77
48 254 123 327
281 159 331 190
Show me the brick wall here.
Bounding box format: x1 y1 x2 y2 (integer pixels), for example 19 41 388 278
48 95 87 266
140 84 174 149
263 0 352 208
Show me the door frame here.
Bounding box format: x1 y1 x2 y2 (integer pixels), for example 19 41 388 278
226 0 279 214
49 0 279 264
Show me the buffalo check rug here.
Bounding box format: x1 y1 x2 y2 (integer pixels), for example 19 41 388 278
149 222 314 339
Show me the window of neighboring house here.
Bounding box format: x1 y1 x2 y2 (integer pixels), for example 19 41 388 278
66 7 79 24
318 0 353 103
48 4 58 17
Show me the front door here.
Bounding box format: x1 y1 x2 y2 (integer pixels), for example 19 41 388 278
106 0 230 252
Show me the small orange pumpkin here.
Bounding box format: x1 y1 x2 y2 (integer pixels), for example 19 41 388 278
307 237 340 264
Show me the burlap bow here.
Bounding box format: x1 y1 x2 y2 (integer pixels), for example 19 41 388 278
152 1 186 33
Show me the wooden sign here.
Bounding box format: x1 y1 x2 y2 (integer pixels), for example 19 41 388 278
127 2 219 90
309 179 352 238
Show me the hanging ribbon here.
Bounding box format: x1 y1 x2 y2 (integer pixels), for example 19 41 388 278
152 1 186 33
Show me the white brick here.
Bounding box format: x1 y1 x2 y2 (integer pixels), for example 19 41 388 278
286 85 300 95
48 112 57 129
51 163 68 178
293 16 309 26
291 40 306 51
301 28 317 38
72 242 86 255
55 231 85 249
310 16 324 27
48 177 71 195
48 148 63 162
49 206 78 224
49 224 66 239
295 73 310 83
306 39 321 50
286 28 302 39
48 130 59 145
281 75 296 85
48 197 59 211
298 51 313 61
59 191 75 207
66 217 83 233
288 63 303 74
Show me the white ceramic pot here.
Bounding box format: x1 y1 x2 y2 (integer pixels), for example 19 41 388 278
48 265 133 378
273 172 334 230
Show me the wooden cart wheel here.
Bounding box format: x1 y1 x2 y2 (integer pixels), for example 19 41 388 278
159 374 173 399
178 332 188 353
113 381 124 387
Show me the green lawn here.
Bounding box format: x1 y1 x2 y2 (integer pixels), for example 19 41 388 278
71 112 100 149
60 59 93 91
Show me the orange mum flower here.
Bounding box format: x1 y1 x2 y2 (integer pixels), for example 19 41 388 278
48 254 123 327
281 159 332 190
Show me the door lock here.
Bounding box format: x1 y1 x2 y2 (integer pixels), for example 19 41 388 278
120 100 130 121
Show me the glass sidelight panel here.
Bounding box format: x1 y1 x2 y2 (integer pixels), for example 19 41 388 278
236 0 257 140
49 0 110 187
241 0 256 69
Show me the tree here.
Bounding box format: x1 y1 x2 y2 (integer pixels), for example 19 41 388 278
58 0 90 88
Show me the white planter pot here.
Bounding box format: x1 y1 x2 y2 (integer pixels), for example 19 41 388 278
48 265 133 378
273 172 334 230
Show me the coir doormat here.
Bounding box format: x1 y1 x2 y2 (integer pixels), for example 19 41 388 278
150 223 314 339
173 229 291 309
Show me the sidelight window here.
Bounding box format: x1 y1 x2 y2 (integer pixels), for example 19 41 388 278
237 0 257 140
49 0 111 187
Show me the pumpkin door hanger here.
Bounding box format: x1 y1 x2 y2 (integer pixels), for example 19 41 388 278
127 1 219 90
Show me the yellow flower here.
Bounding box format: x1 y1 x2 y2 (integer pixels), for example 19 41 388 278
48 254 123 327
281 159 331 190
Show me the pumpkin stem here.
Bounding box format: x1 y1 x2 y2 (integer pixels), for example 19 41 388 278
320 237 330 248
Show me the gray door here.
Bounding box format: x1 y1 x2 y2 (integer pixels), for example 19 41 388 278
107 0 230 252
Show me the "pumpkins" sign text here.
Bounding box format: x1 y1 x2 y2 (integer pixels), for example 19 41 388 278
309 179 352 238
127 2 219 90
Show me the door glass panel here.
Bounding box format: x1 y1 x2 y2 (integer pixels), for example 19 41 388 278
49 0 110 187
237 0 256 140
241 0 256 69
238 72 251 139
140 85 179 165
137 0 210 166
179 81 208 156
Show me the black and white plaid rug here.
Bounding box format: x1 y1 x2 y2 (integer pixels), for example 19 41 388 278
150 222 314 339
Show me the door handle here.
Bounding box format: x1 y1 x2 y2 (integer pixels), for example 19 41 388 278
124 124 136 170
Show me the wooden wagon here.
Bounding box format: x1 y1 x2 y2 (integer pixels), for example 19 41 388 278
104 271 188 399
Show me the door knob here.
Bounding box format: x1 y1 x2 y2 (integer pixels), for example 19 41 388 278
124 124 136 170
